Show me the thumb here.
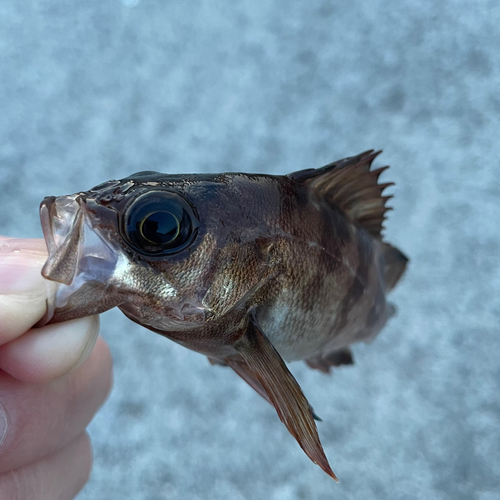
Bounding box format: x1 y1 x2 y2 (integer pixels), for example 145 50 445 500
0 237 52 344
0 237 100 383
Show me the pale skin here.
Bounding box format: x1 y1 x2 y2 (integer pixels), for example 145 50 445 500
0 237 112 500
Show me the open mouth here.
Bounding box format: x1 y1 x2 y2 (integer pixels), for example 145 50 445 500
39 194 120 320
40 195 86 285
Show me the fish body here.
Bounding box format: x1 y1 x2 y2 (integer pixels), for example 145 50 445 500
39 151 408 480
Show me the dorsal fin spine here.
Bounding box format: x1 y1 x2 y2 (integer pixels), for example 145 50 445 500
291 150 394 238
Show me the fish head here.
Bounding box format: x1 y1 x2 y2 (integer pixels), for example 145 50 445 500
39 171 256 331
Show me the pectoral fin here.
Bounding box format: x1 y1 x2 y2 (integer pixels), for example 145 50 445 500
233 316 338 482
210 356 322 420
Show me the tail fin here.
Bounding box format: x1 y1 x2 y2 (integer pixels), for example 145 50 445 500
382 243 408 291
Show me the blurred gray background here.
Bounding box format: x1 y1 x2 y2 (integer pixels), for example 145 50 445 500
1 1 499 499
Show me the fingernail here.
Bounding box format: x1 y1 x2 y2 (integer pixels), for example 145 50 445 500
69 316 101 372
0 238 47 255
0 239 14 252
0 403 7 447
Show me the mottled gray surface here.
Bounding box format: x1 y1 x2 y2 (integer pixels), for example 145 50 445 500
1 1 499 499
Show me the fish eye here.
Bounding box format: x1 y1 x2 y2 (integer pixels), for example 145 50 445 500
122 190 198 255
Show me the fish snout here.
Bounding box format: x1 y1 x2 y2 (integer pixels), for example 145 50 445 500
40 194 119 286
38 194 122 324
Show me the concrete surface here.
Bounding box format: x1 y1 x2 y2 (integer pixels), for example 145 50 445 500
0 1 499 499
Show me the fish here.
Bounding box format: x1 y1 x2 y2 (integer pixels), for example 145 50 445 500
38 150 408 481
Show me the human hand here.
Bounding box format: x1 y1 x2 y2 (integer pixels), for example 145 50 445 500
0 237 113 499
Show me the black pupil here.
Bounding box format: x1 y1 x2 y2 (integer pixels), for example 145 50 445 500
141 212 179 245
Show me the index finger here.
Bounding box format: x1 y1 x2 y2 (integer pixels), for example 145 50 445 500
0 237 54 345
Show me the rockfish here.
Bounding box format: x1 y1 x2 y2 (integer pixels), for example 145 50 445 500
39 150 408 481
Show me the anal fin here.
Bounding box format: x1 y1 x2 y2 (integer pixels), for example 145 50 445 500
233 316 338 482
207 357 227 367
306 347 354 374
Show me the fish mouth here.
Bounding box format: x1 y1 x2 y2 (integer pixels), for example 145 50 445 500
41 195 86 285
40 195 120 322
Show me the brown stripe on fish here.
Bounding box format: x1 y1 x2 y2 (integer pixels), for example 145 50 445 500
275 179 310 238
363 282 386 333
292 197 356 313
298 264 325 313
318 205 351 274
328 206 352 244
336 228 374 331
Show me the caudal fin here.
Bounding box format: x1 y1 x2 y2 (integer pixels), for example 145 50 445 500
382 243 408 291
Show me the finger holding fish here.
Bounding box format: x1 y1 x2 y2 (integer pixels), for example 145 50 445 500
0 237 100 383
0 238 51 343
0 238 112 499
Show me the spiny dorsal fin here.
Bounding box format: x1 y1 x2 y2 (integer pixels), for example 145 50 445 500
289 150 393 238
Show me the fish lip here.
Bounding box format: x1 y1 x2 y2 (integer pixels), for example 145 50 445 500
40 196 57 259
40 195 85 285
